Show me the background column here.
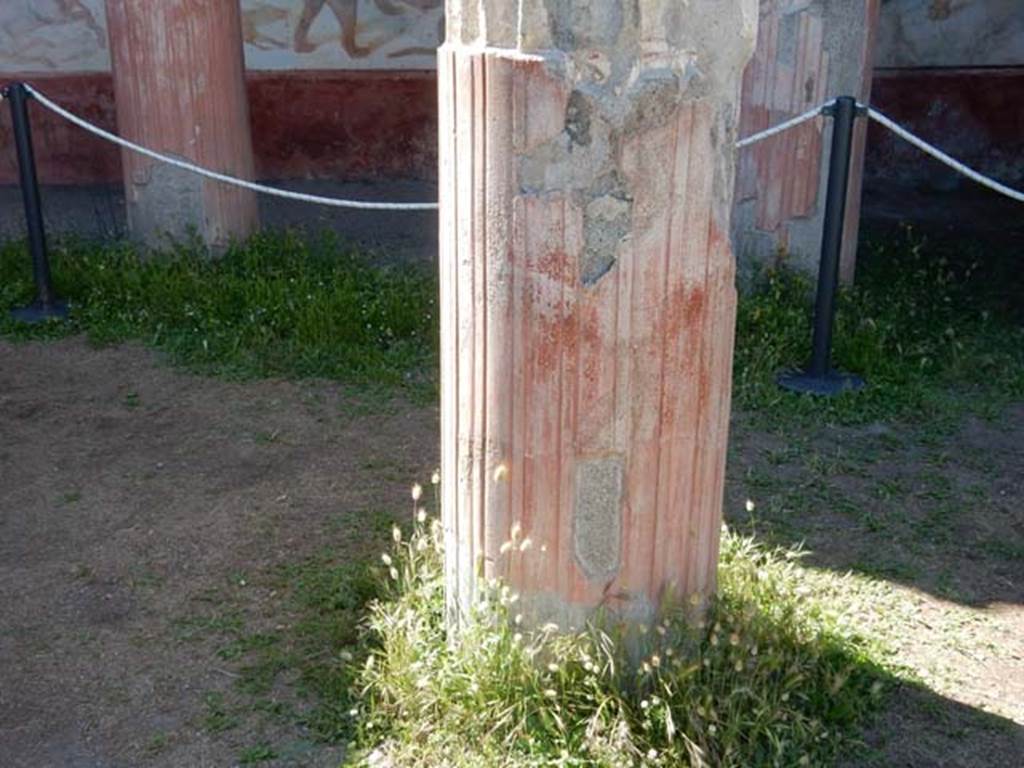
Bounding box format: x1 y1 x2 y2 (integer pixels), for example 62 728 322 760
733 0 879 284
105 0 259 251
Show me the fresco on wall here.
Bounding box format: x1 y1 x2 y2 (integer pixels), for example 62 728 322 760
876 0 1024 68
0 0 109 71
0 0 443 73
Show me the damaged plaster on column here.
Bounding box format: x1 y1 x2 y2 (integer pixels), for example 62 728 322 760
507 0 755 288
573 456 624 581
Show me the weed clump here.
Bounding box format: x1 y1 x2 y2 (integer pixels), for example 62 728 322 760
352 510 887 767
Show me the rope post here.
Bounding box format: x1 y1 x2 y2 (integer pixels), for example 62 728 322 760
778 95 864 396
5 82 67 323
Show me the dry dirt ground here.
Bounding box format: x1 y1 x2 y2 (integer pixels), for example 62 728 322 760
0 338 437 767
1 337 1022 767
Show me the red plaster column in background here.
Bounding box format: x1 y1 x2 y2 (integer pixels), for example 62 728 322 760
734 0 879 284
104 0 258 250
439 0 758 631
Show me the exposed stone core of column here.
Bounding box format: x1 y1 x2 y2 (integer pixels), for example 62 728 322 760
440 0 758 631
105 0 259 251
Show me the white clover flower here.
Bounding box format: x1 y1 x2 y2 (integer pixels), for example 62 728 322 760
389 567 399 580
519 537 533 552
392 526 402 543
745 499 756 512
411 483 423 501
430 470 440 485
417 508 427 523
381 553 392 566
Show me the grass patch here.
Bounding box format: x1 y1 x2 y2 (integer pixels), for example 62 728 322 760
351 518 889 767
2 227 1018 421
177 552 382 745
0 232 437 397
734 229 1024 427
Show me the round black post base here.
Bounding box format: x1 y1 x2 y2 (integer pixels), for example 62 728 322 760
777 369 865 396
11 300 69 323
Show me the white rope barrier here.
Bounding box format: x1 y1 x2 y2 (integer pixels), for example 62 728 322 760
21 83 439 212
735 100 835 149
14 84 1024 208
863 105 1024 204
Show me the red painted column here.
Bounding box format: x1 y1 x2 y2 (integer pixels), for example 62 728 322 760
105 0 258 250
440 1 758 631
734 0 879 284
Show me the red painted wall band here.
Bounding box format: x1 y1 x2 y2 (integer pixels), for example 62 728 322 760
866 67 1024 188
0 70 439 186
4 67 1021 191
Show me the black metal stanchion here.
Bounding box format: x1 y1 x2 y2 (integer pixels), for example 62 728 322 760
4 82 67 322
778 95 864 395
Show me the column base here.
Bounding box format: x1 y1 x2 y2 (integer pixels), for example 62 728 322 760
777 368 865 396
11 299 69 323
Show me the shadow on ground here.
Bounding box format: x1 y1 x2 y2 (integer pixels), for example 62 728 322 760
844 680 1024 768
725 404 1024 609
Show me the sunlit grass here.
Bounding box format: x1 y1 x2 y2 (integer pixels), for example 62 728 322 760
350 507 889 768
0 232 437 397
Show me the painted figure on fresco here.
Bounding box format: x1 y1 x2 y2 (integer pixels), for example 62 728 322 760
293 0 442 58
242 5 292 50
49 0 105 46
0 0 106 70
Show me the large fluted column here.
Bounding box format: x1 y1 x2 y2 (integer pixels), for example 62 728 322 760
105 0 259 251
440 0 758 631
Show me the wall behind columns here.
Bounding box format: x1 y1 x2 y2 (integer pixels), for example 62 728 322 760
866 1 1024 193
0 1 441 185
875 0 1023 68
732 0 879 284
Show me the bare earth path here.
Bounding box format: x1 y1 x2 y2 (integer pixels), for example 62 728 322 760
0 338 437 767
1 338 1022 767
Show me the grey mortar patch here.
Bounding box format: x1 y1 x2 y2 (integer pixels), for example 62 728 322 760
574 456 623 581
582 193 630 285
545 0 624 51
620 70 683 136
566 90 592 147
778 11 802 68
